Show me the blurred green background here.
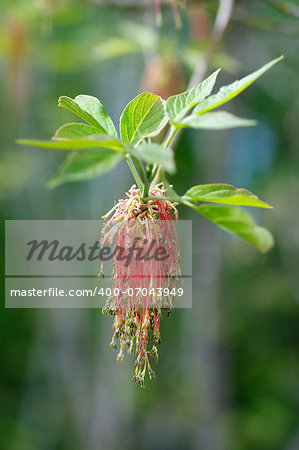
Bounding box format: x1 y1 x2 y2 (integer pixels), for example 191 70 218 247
1 1 299 449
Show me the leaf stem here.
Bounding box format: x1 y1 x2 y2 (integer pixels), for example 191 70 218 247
133 156 148 184
125 154 144 193
163 125 178 148
150 126 178 185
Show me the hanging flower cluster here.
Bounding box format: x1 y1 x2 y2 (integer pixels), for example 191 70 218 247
101 183 181 387
18 56 281 386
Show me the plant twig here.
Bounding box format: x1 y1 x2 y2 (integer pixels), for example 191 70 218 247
125 153 145 193
189 0 234 90
150 0 235 189
164 0 235 151
151 125 179 185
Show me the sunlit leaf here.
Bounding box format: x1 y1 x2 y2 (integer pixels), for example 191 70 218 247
59 95 117 136
191 204 274 252
53 123 103 139
194 56 283 115
47 150 122 188
17 135 124 151
130 142 175 174
92 38 141 61
120 92 168 145
184 183 272 208
166 69 220 122
178 111 256 129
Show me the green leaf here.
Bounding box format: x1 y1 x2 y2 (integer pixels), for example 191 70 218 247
178 111 256 129
58 95 117 136
194 56 283 115
120 92 168 145
47 150 122 188
184 183 272 208
17 135 124 151
93 38 141 61
165 69 221 122
53 123 102 139
192 204 274 252
130 143 176 174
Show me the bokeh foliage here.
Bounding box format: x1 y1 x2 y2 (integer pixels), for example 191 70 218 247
1 1 299 449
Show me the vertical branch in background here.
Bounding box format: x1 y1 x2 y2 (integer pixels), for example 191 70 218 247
4 19 29 124
180 2 235 450
189 0 234 87
164 0 235 150
168 0 183 28
154 0 183 27
151 0 234 182
154 0 162 25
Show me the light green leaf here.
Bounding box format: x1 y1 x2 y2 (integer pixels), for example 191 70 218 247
58 95 117 136
194 56 283 115
130 143 175 174
192 204 274 252
17 135 124 151
47 150 122 188
178 111 256 129
92 38 140 61
166 69 220 122
184 183 272 208
53 123 103 139
120 92 168 145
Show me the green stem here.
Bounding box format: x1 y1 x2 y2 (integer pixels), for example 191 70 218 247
133 156 147 184
162 125 178 148
142 183 149 199
125 154 144 193
150 125 179 185
125 153 150 201
149 164 159 183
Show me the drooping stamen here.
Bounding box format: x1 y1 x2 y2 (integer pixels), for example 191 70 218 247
101 183 181 387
